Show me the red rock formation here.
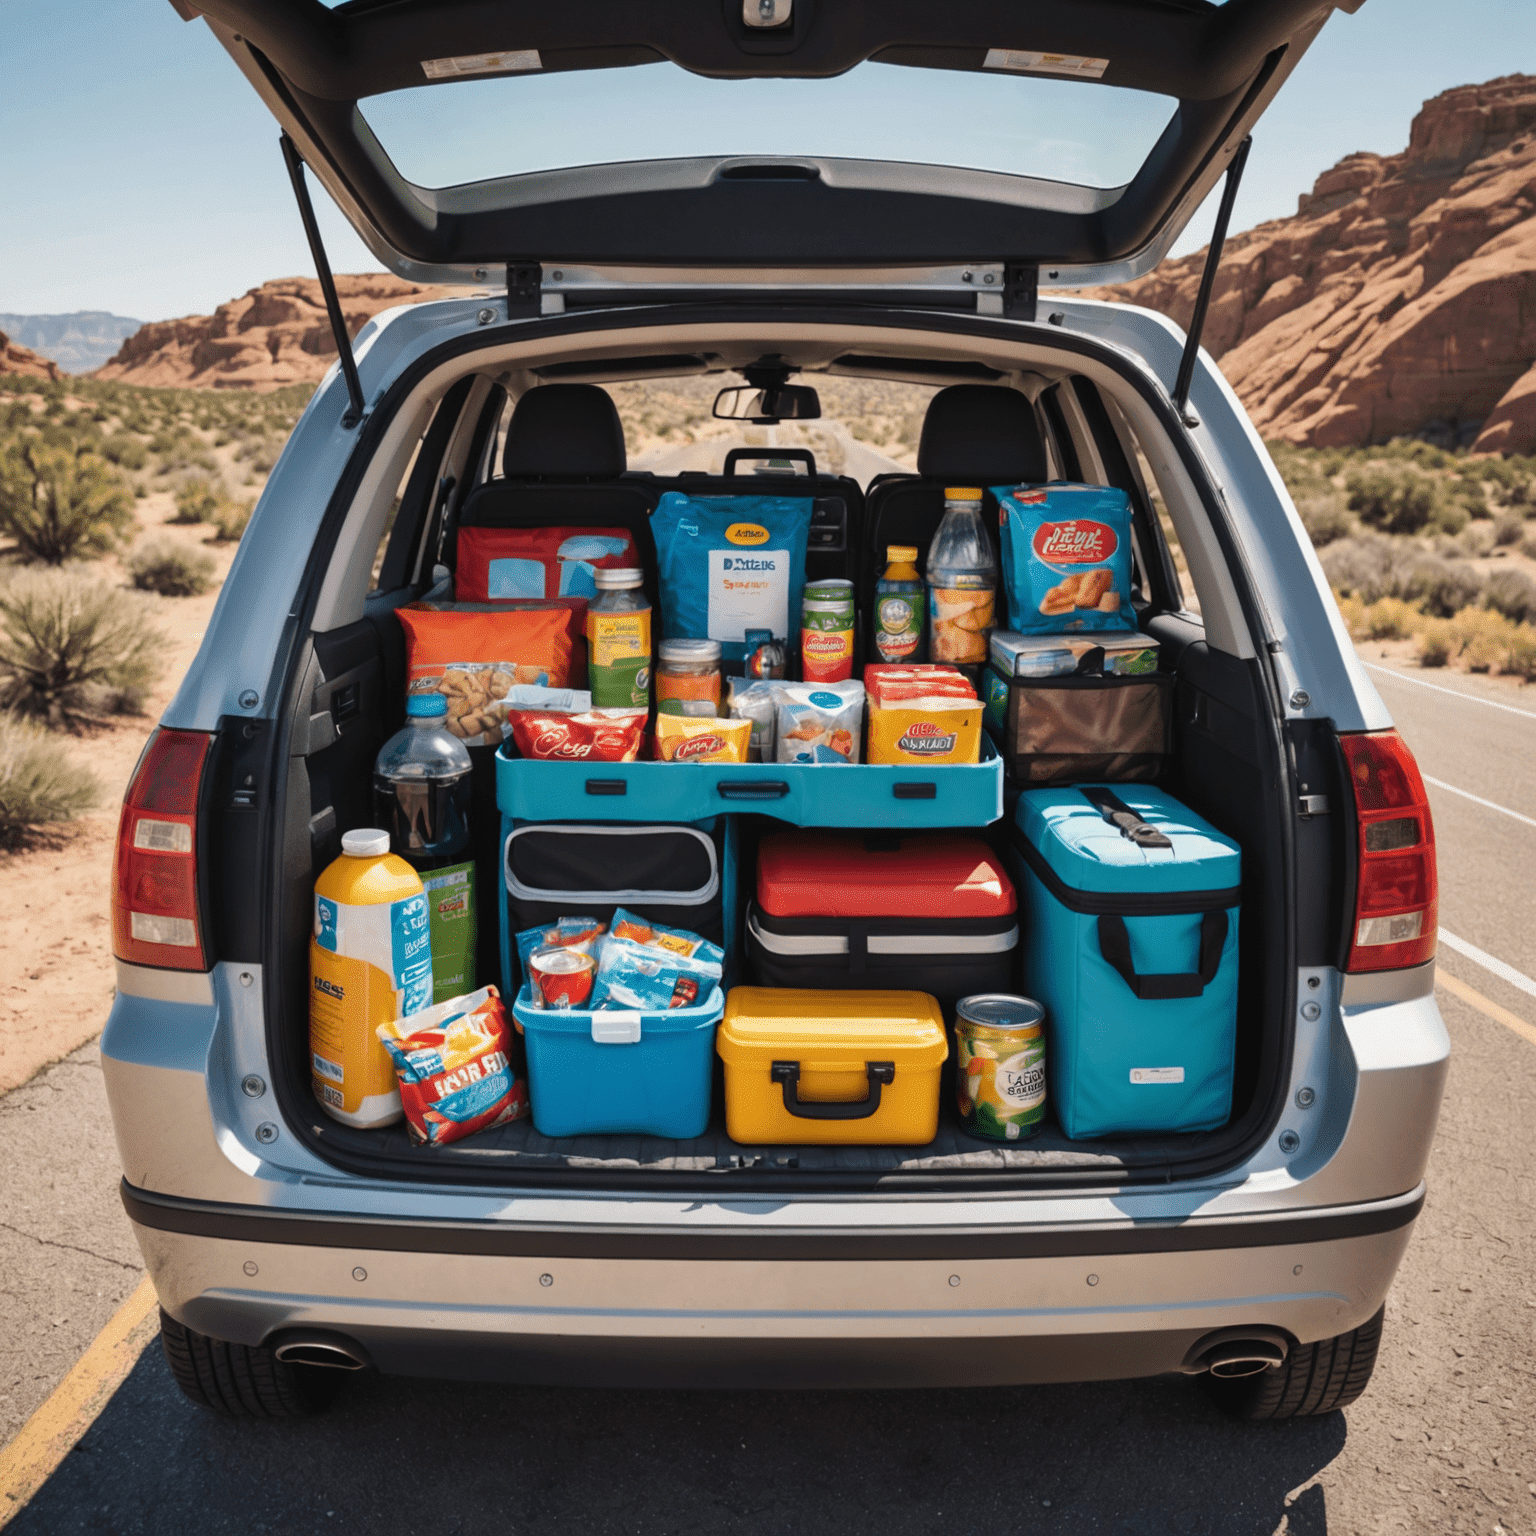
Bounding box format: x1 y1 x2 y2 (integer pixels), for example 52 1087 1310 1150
0 330 61 382
1091 75 1536 453
93 274 455 390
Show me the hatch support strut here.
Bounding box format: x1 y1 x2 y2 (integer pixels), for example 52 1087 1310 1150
279 134 366 429
1173 135 1252 424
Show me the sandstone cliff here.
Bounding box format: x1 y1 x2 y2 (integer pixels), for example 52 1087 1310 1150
1093 75 1536 453
0 330 61 382
93 274 454 390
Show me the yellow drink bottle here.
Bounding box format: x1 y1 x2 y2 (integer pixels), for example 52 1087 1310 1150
309 828 433 1128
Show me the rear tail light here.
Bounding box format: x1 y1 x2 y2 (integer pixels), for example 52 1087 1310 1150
1340 729 1437 972
112 728 212 971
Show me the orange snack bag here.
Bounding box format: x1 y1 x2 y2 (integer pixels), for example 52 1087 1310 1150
397 604 575 746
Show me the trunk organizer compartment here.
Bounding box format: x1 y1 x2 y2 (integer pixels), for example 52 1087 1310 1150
496 738 1004 828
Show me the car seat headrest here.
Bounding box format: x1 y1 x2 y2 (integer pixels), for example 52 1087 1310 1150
503 384 627 478
917 385 1049 485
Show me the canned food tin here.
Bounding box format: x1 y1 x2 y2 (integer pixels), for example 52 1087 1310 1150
529 945 596 1009
955 993 1046 1140
801 580 855 683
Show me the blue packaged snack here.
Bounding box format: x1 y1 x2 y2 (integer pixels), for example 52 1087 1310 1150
590 936 723 1011
650 493 813 665
609 908 725 969
992 483 1137 635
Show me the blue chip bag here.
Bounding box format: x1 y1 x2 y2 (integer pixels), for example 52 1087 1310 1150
590 936 722 1011
992 483 1137 635
650 493 813 664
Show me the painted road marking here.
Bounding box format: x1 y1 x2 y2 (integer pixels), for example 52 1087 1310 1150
1363 662 1536 720
1438 971 1536 1050
1440 929 1536 1003
1422 775 1536 830
0 1275 155 1527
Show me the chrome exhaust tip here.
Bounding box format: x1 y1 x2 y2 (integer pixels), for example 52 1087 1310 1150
1182 1327 1290 1377
271 1332 372 1371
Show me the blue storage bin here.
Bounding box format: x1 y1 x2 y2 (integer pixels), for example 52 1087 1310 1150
512 984 724 1140
496 738 1003 829
1009 785 1241 1140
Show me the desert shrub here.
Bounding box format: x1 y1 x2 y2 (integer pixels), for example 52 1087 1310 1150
1361 597 1418 640
0 714 99 846
1401 555 1484 618
1296 493 1353 546
1502 625 1536 681
1333 591 1366 636
210 497 253 543
0 441 134 564
1493 510 1525 546
1432 498 1470 536
1451 607 1513 672
1415 619 1456 667
101 432 148 471
1457 521 1496 557
1345 465 1444 534
170 477 220 524
0 569 163 727
1321 535 1482 615
125 536 216 597
1484 567 1536 625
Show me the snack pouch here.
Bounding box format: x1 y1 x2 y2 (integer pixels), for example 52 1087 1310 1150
867 695 984 766
509 707 647 762
650 493 812 665
726 677 778 762
654 714 752 763
455 526 637 603
774 681 865 764
609 908 725 968
376 985 528 1145
590 936 723 1011
398 604 576 745
515 917 607 974
992 483 1136 635
411 597 588 688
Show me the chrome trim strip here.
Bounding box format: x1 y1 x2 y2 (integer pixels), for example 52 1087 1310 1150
114 959 216 1007
1341 958 1436 1008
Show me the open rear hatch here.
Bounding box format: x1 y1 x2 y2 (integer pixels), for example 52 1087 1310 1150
181 0 1360 288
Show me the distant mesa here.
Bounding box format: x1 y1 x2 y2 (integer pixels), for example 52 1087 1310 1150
0 312 143 375
1090 73 1536 454
0 329 61 382
92 274 454 391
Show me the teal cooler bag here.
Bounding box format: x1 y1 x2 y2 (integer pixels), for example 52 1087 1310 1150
1010 786 1240 1139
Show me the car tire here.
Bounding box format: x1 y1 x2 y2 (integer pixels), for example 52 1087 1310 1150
159 1310 344 1418
1204 1305 1384 1420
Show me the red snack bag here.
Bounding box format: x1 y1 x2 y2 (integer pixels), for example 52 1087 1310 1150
509 707 648 762
376 986 529 1146
456 527 638 603
864 664 976 704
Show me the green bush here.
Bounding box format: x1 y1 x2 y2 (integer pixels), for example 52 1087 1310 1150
1295 492 1353 546
210 497 253 543
101 432 148 471
1321 535 1483 617
0 569 163 727
1493 510 1525 546
170 477 220 524
1483 568 1536 625
125 536 216 597
1345 465 1444 534
0 441 135 564
0 714 99 847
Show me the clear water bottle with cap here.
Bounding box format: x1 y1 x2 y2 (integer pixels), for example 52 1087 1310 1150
926 486 998 665
373 694 473 866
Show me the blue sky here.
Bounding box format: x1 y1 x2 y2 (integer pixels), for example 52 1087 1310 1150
2 0 1534 322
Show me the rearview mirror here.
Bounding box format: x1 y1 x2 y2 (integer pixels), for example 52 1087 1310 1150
713 384 821 423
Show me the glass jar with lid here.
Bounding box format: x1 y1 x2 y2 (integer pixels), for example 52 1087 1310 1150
656 639 722 717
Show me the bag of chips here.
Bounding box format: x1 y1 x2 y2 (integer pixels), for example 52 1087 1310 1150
609 908 725 967
398 604 577 745
455 526 638 602
508 707 647 762
589 935 723 1011
376 986 528 1145
654 714 753 763
773 681 865 764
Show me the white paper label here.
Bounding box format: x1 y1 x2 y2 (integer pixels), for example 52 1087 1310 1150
1130 1066 1185 1085
707 548 790 643
422 50 541 79
983 49 1109 79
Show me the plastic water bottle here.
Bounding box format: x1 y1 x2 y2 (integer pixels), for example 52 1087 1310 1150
926 487 998 665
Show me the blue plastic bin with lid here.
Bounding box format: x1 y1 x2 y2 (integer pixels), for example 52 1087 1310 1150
512 984 723 1140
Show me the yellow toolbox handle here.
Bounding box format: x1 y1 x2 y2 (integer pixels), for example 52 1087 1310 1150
770 1060 894 1120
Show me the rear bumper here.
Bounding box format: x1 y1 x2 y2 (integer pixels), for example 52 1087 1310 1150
125 1181 1421 1388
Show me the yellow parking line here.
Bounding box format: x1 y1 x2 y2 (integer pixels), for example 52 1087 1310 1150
0 1274 156 1527
1438 970 1536 1049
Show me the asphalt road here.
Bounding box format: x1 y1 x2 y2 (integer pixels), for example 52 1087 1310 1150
1 656 1533 1535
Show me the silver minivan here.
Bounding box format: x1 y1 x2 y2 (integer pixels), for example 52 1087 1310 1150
105 0 1448 1421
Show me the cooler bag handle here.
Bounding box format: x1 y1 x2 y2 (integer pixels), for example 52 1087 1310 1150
1080 786 1173 849
1097 911 1229 1000
771 1060 894 1119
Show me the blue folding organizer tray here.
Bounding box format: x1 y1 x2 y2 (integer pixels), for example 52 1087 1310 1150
495 738 1004 829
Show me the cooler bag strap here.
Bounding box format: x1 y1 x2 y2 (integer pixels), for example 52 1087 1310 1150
1080 786 1173 849
1097 910 1228 1000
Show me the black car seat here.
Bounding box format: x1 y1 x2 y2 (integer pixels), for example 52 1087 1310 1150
860 384 1049 640
453 382 661 607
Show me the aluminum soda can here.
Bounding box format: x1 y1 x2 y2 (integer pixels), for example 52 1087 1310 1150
955 994 1046 1140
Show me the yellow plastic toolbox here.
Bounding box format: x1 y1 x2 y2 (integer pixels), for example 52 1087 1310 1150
718 988 949 1145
